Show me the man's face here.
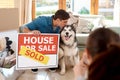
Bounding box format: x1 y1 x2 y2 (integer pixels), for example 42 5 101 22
57 19 68 28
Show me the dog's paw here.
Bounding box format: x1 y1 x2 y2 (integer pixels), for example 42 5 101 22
60 70 65 75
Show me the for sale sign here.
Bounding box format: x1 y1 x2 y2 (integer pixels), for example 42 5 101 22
16 33 59 69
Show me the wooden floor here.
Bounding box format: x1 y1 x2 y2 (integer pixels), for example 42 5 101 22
18 68 74 80
1 49 84 80
1 67 75 80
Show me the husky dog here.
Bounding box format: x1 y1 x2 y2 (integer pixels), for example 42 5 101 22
59 24 80 74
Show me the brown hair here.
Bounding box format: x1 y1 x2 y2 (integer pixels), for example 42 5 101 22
53 9 70 20
86 27 120 57
88 44 120 80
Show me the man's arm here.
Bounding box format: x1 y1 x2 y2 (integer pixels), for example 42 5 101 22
22 27 31 33
21 26 41 34
19 25 30 33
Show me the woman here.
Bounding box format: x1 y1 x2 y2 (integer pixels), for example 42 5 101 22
73 27 120 80
88 44 120 80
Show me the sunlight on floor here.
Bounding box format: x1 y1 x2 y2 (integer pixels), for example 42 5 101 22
17 68 74 80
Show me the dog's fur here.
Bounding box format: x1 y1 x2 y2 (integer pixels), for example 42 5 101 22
59 24 80 74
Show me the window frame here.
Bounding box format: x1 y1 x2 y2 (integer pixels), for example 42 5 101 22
32 0 36 20
33 0 120 26
32 0 99 19
91 0 98 14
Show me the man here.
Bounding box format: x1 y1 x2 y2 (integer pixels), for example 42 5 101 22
22 9 70 34
21 9 70 72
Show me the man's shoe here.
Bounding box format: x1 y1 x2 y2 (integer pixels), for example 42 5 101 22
31 68 38 73
49 68 57 72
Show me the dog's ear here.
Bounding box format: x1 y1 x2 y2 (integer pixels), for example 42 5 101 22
71 20 78 31
72 20 78 27
68 11 73 15
71 24 76 33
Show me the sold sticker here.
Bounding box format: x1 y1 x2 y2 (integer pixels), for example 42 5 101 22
19 46 49 65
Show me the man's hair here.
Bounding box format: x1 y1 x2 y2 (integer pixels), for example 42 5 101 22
53 9 70 20
86 27 120 57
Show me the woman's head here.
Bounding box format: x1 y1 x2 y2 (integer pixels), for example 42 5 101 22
88 44 120 80
86 27 120 57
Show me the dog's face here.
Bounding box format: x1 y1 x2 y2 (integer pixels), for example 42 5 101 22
60 25 76 45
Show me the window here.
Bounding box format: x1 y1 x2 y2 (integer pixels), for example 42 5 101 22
35 0 58 17
0 0 14 8
34 0 120 25
66 0 91 14
98 0 115 20
66 0 115 20
35 0 91 17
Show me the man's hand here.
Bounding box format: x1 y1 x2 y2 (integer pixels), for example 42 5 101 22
22 27 41 35
73 58 88 80
31 30 41 35
73 51 91 80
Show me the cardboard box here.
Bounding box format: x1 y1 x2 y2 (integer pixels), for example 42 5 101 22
0 8 19 31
